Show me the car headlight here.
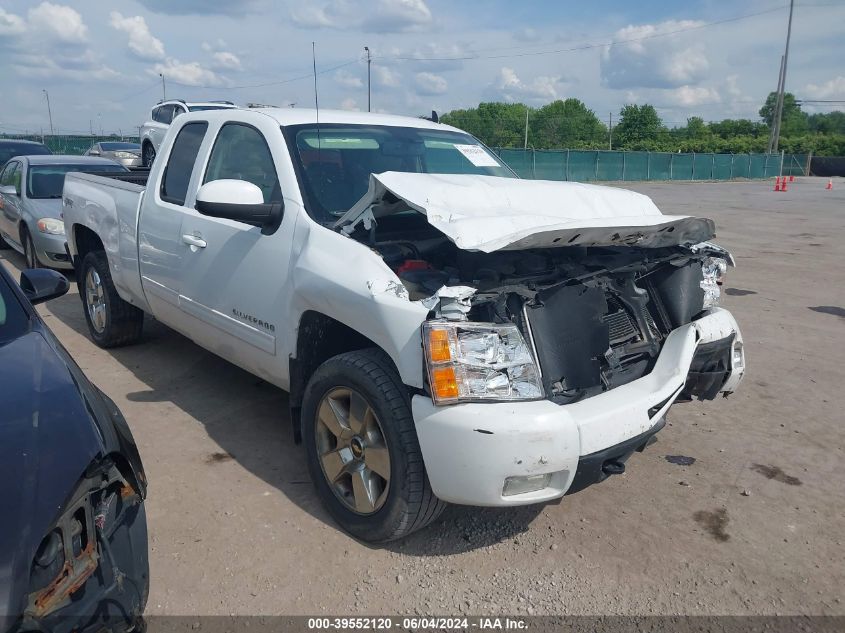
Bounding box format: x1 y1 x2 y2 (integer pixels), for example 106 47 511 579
114 151 138 159
701 256 727 309
422 321 543 404
36 217 65 235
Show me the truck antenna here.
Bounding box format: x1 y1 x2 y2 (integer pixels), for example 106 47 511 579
312 41 321 155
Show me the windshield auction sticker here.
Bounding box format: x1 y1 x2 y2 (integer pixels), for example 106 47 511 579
454 144 500 167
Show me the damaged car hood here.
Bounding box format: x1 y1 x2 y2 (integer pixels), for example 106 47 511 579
335 172 715 252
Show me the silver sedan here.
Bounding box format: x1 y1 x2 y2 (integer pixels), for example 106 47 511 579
84 141 142 168
0 155 128 269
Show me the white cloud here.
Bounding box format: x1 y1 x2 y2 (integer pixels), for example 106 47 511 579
334 69 364 89
668 85 721 107
27 2 88 44
513 27 541 43
340 98 360 111
373 65 401 88
152 59 223 87
109 12 166 61
489 67 564 102
415 71 447 96
0 8 25 35
601 20 709 89
200 39 242 71
211 50 241 70
14 51 118 80
805 76 845 100
291 0 432 33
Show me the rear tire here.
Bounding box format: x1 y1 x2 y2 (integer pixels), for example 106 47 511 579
302 348 446 542
142 142 155 168
79 251 144 348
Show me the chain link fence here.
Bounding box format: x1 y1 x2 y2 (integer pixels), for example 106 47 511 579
0 134 137 155
492 149 810 182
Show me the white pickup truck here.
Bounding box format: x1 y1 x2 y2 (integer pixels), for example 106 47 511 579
63 107 745 542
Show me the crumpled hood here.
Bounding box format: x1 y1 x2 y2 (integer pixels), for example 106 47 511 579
335 172 715 252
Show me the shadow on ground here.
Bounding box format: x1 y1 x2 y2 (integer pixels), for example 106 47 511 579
5 249 545 553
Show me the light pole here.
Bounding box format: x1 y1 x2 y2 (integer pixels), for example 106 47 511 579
42 89 54 137
159 73 166 100
364 46 371 112
769 0 795 154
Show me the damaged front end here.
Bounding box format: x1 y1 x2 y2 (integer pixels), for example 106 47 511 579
20 458 148 633
340 174 743 407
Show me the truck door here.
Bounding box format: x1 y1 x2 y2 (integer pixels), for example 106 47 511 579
171 119 296 385
138 120 209 333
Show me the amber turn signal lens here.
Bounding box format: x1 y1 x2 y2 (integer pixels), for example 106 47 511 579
431 366 459 400
428 329 451 362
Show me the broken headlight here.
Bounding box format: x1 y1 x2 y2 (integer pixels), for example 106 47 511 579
701 256 727 309
422 321 544 404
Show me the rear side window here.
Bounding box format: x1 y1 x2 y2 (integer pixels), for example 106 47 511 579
160 122 208 206
0 143 50 165
204 123 280 203
1 162 21 194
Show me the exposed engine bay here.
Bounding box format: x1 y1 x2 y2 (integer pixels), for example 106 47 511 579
352 213 725 404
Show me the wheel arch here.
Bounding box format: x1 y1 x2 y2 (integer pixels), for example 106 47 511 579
289 310 407 444
71 224 105 272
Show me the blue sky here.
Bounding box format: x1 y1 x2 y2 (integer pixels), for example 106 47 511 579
0 0 843 135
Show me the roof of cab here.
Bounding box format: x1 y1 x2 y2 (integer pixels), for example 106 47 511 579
216 107 461 132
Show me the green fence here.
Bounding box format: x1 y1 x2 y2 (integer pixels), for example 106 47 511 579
492 149 809 182
1 134 136 155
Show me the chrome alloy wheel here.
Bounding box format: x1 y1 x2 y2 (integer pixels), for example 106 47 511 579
85 267 107 333
315 387 391 515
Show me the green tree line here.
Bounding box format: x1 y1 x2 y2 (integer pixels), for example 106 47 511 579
439 93 845 156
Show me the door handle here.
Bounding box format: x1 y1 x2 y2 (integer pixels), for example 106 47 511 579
181 234 207 249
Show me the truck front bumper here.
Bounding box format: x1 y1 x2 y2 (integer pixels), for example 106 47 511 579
411 307 745 506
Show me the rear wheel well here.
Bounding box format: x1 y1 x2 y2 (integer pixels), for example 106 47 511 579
73 225 105 269
289 311 381 443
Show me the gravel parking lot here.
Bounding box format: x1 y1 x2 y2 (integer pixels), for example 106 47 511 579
2 177 843 616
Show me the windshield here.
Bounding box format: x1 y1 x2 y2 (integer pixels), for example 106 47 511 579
0 143 51 165
282 124 514 223
27 164 128 199
100 142 140 151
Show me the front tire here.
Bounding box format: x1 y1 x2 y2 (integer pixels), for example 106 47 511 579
302 349 446 542
79 251 144 348
22 227 41 268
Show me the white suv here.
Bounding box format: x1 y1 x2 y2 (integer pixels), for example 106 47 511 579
139 99 237 166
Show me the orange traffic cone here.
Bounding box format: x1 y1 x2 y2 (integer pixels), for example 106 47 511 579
774 177 781 191
781 178 788 192
826 179 833 190
789 175 795 182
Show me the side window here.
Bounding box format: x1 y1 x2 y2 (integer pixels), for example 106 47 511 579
5 163 22 194
172 106 186 120
152 107 162 123
160 122 208 206
204 123 280 203
0 161 17 186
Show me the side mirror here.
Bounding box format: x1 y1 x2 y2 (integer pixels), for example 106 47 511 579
195 179 283 235
19 269 70 305
0 185 18 197
89 150 100 156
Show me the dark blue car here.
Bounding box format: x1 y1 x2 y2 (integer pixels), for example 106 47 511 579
0 264 148 633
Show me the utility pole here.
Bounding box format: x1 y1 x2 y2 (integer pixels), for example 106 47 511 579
523 106 529 150
42 89 54 137
608 112 613 150
770 0 795 154
364 46 371 112
767 55 785 154
159 73 166 100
